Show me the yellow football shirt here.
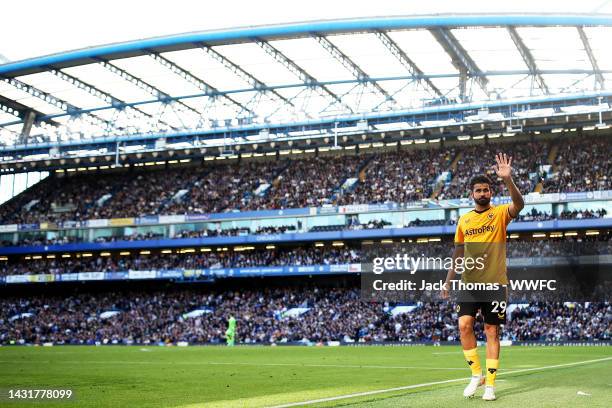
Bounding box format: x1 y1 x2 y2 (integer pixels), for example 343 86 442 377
454 204 514 284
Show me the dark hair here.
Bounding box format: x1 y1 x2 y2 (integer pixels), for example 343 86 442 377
469 175 493 191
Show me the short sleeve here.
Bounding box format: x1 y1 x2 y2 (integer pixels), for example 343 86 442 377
497 204 513 225
454 221 464 244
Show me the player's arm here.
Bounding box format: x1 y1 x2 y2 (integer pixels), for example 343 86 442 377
494 152 524 218
442 221 464 299
441 244 464 299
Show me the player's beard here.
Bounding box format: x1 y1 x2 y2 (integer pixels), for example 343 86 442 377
475 196 490 206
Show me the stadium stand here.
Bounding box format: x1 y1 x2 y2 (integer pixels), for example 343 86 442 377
0 246 362 277
336 147 456 204
1 285 609 345
542 135 612 193
1 234 609 277
246 155 363 209
1 208 605 247
0 134 609 225
437 140 549 199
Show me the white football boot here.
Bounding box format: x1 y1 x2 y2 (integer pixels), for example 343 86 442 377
482 385 496 401
463 375 485 398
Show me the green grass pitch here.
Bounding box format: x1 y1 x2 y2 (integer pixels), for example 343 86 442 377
0 345 610 407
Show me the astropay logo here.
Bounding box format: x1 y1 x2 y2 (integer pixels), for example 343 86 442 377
464 225 495 236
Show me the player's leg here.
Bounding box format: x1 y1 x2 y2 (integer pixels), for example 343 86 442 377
226 332 235 346
481 298 505 401
459 314 477 350
458 306 484 397
484 323 500 360
483 323 500 400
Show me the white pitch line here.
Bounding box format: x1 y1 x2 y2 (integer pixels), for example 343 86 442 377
268 377 472 408
267 356 612 408
496 356 612 377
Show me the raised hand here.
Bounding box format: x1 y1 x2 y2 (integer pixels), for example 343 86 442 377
493 152 513 180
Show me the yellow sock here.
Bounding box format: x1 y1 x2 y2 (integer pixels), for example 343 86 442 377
462 348 481 377
486 359 499 386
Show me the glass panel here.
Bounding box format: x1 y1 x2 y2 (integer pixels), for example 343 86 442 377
326 33 408 78
15 72 108 109
211 43 298 86
403 209 446 223
163 48 251 90
63 64 154 103
451 28 526 72
111 55 204 97
357 212 400 226
387 30 457 75
566 200 612 213
269 37 356 82
517 27 590 71
583 27 612 71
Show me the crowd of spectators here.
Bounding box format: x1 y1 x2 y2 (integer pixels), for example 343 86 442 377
254 225 297 234
438 140 549 200
0 173 127 225
0 246 361 277
505 302 610 341
559 208 607 219
355 219 393 229
337 148 456 205
543 136 611 193
1 286 609 345
2 206 607 248
0 160 285 225
515 209 554 222
506 235 610 258
516 208 608 222
0 287 382 345
8 206 608 251
0 135 609 226
164 161 287 214
1 226 299 248
1 232 609 277
407 218 456 227
1 235 82 247
247 155 363 209
93 169 193 219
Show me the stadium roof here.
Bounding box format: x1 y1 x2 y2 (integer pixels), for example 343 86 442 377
1 13 612 169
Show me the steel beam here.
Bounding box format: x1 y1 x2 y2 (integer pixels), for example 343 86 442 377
577 27 605 90
99 60 200 123
1 77 112 132
51 69 162 129
315 35 396 105
507 27 549 94
148 52 254 115
430 28 488 98
256 39 352 112
375 31 443 98
202 46 297 112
